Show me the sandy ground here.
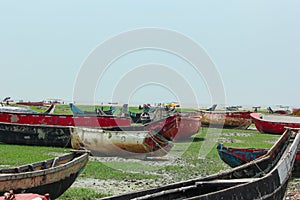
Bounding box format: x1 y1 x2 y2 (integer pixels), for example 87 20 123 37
71 154 300 199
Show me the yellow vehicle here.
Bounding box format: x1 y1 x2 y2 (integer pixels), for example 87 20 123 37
163 102 180 107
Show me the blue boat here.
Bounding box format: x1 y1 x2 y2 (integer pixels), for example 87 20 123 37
216 143 268 168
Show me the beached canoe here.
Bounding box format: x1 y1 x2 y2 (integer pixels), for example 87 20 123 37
200 110 252 129
216 143 268 168
100 128 300 199
70 115 180 158
217 143 300 177
251 112 300 134
0 150 89 199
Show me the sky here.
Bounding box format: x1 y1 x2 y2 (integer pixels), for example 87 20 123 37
0 1 299 108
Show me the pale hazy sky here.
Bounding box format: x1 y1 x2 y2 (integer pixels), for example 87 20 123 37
1 1 299 108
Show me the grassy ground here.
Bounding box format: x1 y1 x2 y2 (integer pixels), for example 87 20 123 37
0 126 282 200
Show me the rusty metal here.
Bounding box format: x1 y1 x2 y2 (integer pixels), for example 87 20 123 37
0 150 89 199
100 129 300 200
200 110 252 129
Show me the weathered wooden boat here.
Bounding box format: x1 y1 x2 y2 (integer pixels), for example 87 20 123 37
100 128 300 200
125 105 200 141
70 128 173 158
251 112 300 134
0 104 55 115
16 101 48 107
267 106 291 115
0 108 131 128
0 114 178 148
69 103 116 116
120 104 153 124
216 143 268 168
0 122 72 147
0 150 89 199
217 143 300 177
291 108 300 116
70 115 180 158
199 110 252 129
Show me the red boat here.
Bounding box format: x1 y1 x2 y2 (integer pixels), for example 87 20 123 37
144 111 201 141
175 112 201 141
250 113 300 134
144 114 180 141
200 110 252 129
16 101 50 106
0 110 131 128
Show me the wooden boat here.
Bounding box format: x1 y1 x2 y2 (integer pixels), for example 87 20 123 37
126 105 201 141
216 143 268 168
0 109 131 128
120 104 153 124
69 103 116 116
0 150 89 199
0 122 72 147
200 110 252 129
217 143 300 177
100 128 300 200
70 128 172 158
251 112 300 134
0 114 177 149
267 106 291 115
70 115 180 158
16 101 47 107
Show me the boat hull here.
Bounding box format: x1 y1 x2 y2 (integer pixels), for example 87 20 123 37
70 127 173 158
217 144 268 168
0 122 72 147
200 111 252 129
251 113 300 134
175 113 201 141
0 111 131 127
0 150 89 199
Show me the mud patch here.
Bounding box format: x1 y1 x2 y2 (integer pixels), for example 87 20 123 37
217 138 243 143
221 132 252 137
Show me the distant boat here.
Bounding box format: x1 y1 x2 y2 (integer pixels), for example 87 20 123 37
69 103 116 116
0 150 89 199
16 101 49 107
200 110 252 129
267 106 291 115
0 104 55 114
120 104 154 124
251 112 300 134
99 128 300 200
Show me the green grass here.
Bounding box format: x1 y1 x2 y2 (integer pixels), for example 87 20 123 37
0 144 69 167
82 161 160 180
58 188 110 200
